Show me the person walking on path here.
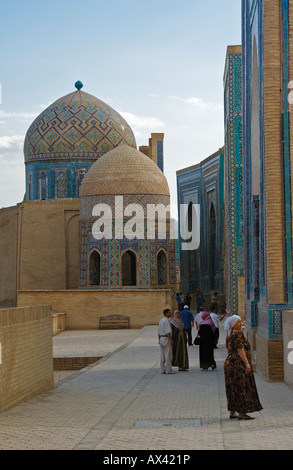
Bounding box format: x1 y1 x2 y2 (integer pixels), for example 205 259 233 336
224 315 263 420
195 288 204 311
180 305 194 346
158 308 175 374
170 310 189 371
211 292 218 313
176 292 182 311
210 304 228 348
198 311 217 370
184 293 192 308
209 304 220 348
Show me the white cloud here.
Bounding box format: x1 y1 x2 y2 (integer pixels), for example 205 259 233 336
0 102 50 123
168 95 223 110
118 110 165 142
0 110 38 120
119 111 165 130
0 135 24 149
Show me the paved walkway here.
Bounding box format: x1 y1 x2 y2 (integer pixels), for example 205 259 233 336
1 325 293 451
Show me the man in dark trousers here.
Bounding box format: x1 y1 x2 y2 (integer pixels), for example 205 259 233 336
180 305 194 346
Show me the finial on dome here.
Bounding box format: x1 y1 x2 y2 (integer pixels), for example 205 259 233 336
75 81 83 91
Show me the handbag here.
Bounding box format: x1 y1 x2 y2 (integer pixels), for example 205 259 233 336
193 334 201 345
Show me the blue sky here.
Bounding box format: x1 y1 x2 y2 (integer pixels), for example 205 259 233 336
0 0 241 214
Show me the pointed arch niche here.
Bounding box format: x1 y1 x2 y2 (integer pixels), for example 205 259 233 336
89 250 101 286
122 250 137 286
157 249 168 286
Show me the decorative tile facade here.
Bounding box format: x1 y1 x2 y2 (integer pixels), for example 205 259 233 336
25 161 93 200
79 144 175 290
224 46 244 315
242 0 265 327
79 220 176 289
242 0 293 341
176 149 225 302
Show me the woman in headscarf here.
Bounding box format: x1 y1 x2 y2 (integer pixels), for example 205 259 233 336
224 314 263 420
170 310 189 371
198 311 217 371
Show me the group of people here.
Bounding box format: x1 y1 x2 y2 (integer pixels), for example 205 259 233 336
158 304 221 374
157 308 189 374
158 304 263 420
176 292 192 310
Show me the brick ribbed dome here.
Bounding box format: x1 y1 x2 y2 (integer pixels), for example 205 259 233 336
24 89 137 163
80 145 170 197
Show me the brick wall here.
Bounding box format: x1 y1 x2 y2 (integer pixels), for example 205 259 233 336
0 305 54 413
237 276 245 320
263 0 286 305
0 205 20 308
255 332 284 382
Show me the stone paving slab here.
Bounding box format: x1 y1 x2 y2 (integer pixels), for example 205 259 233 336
1 325 293 451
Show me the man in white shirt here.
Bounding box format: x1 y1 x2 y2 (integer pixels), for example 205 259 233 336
158 308 174 374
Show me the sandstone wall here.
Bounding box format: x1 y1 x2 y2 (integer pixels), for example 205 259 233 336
0 305 54 413
17 289 173 329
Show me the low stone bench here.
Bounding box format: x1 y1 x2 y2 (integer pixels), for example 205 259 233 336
99 314 130 329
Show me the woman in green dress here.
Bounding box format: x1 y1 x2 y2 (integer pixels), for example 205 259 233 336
170 310 189 371
224 315 263 420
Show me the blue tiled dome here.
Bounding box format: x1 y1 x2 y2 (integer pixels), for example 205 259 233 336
24 87 137 201
24 89 137 163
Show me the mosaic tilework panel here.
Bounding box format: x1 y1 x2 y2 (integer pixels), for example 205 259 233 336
273 310 282 335
25 161 93 200
79 220 175 289
139 240 150 286
224 51 244 314
281 0 293 305
149 239 158 286
242 0 266 312
168 239 176 285
24 90 137 163
157 140 164 173
110 240 120 287
80 222 91 286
